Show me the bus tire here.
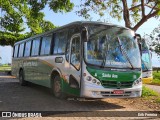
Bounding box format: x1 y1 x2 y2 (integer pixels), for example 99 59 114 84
52 75 66 99
19 70 27 86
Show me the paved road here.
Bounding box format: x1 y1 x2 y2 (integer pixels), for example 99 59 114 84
0 72 159 119
144 84 160 94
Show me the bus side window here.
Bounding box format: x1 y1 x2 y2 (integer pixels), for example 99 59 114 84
18 43 24 57
24 41 31 57
40 35 52 55
13 45 19 58
53 30 68 54
31 38 40 56
71 36 80 70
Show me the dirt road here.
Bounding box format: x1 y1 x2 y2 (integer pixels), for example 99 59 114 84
0 72 159 119
144 84 160 93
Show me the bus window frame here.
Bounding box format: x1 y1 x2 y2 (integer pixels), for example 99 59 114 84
39 37 42 56
23 42 26 57
70 34 81 71
65 26 80 62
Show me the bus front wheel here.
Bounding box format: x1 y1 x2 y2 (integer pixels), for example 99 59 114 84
52 75 66 99
19 70 27 86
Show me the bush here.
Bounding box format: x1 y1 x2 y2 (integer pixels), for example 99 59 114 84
151 71 160 85
2 64 10 66
153 72 160 80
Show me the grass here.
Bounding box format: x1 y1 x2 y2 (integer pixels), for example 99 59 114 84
151 71 160 85
156 98 160 103
142 85 160 103
0 65 11 71
142 86 159 97
0 64 9 66
142 71 160 103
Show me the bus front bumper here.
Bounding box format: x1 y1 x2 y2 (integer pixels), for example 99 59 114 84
81 83 142 98
142 77 153 84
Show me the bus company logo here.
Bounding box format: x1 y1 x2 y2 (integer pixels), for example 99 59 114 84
94 73 97 77
133 75 137 79
2 112 11 117
117 82 121 87
24 61 38 67
1 112 42 117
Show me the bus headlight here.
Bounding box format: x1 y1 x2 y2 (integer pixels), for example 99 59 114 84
85 76 101 85
97 81 101 85
133 78 142 86
92 79 96 83
86 76 92 81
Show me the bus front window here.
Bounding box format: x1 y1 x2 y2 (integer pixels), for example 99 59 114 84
84 25 141 69
142 51 152 71
141 39 152 71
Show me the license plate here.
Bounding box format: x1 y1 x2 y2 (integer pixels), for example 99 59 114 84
113 90 124 94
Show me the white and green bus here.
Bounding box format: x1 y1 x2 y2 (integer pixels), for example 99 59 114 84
12 21 142 98
141 38 153 83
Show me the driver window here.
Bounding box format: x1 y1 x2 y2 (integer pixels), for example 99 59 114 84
71 36 80 70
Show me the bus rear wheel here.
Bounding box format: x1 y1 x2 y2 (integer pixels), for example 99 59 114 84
19 70 27 86
52 75 66 99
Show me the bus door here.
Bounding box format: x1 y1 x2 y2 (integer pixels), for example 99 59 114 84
68 34 81 90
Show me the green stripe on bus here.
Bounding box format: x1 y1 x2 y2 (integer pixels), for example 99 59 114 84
86 67 141 82
61 78 80 96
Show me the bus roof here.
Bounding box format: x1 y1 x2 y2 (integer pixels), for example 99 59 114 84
14 21 129 45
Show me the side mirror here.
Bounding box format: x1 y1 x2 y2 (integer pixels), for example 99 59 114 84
55 57 63 63
135 34 141 40
81 27 88 42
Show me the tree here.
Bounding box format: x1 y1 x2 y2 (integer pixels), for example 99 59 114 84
147 24 160 56
0 0 74 45
77 0 160 32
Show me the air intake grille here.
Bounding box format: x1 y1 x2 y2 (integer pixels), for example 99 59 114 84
101 80 133 88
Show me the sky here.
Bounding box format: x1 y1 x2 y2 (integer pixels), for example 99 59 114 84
0 46 12 64
0 1 160 66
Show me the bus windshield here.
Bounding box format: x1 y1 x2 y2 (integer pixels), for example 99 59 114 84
84 25 141 69
141 39 152 71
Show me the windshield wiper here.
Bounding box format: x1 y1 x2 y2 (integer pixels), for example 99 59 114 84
117 37 134 69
